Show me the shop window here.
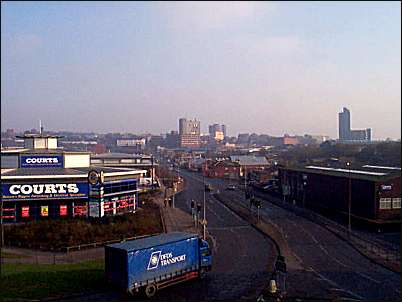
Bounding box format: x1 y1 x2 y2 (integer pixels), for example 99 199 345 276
60 205 68 216
379 198 392 210
41 205 49 217
2 208 16 220
103 201 115 214
21 206 30 218
104 159 119 164
73 205 88 217
392 198 401 209
121 159 136 163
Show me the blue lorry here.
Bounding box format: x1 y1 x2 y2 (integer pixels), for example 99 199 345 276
105 232 212 298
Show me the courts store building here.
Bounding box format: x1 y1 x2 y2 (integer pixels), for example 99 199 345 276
1 135 146 223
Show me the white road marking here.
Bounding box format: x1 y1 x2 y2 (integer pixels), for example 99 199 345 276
208 225 250 231
291 221 382 285
309 266 365 300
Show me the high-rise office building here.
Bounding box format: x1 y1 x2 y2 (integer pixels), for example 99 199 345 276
339 107 351 140
338 107 371 141
179 118 201 148
209 123 226 141
222 125 227 137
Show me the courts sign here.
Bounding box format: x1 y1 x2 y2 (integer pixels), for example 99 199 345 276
20 155 63 168
1 183 88 201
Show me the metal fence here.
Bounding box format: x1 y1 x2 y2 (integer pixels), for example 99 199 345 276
2 233 161 265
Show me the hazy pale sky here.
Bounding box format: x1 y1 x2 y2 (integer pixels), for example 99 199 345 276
1 1 401 139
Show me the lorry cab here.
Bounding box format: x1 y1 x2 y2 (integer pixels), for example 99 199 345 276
199 239 212 272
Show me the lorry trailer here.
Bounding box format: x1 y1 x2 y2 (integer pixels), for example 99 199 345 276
105 232 212 298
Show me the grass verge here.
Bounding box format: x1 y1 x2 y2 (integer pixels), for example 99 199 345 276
0 260 105 301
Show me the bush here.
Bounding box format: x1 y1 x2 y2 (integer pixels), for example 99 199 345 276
4 201 163 251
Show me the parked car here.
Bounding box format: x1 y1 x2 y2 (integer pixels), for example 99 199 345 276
226 184 236 190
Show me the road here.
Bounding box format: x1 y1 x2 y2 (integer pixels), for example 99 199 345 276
158 172 277 301
60 169 277 301
191 171 400 302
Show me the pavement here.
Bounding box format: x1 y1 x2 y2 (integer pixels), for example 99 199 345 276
190 171 400 302
155 183 201 235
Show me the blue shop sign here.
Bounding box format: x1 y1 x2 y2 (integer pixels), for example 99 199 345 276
20 155 64 168
1 182 88 201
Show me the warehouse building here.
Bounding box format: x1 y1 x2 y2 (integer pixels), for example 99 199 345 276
1 135 146 223
279 165 401 226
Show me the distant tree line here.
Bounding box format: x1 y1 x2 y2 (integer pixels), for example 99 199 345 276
280 141 401 167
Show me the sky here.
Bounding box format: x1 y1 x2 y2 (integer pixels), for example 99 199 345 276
1 1 401 139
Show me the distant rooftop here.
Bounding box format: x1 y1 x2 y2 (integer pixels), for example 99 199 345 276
16 134 64 139
91 153 152 159
1 166 146 179
230 155 269 166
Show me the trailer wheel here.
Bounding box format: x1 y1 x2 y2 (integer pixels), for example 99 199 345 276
145 283 157 298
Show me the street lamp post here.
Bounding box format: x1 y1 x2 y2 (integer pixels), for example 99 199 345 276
244 166 247 191
346 162 352 236
203 173 206 240
151 155 154 190
0 198 4 277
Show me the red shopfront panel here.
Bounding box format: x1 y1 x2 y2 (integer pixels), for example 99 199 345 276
60 205 68 216
21 206 30 218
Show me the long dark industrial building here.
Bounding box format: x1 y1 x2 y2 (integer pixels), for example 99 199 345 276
279 165 401 226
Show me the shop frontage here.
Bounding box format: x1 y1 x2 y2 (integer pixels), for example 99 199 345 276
1 134 146 223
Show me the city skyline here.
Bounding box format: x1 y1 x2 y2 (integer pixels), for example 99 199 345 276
1 2 401 139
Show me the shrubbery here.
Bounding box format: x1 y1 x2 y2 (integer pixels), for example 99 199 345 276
4 201 163 251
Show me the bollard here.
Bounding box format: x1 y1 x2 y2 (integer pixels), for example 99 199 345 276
269 279 277 294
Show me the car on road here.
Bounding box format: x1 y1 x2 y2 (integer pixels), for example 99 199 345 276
226 184 236 190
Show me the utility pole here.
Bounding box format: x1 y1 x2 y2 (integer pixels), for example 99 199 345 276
172 183 176 208
347 162 352 236
203 173 206 240
0 198 4 277
151 155 154 190
244 166 247 190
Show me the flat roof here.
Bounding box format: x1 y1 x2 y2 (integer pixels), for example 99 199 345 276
1 149 90 155
362 165 401 171
91 153 152 159
16 134 63 139
106 232 197 252
1 166 147 180
305 166 387 176
230 155 269 166
281 165 400 182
